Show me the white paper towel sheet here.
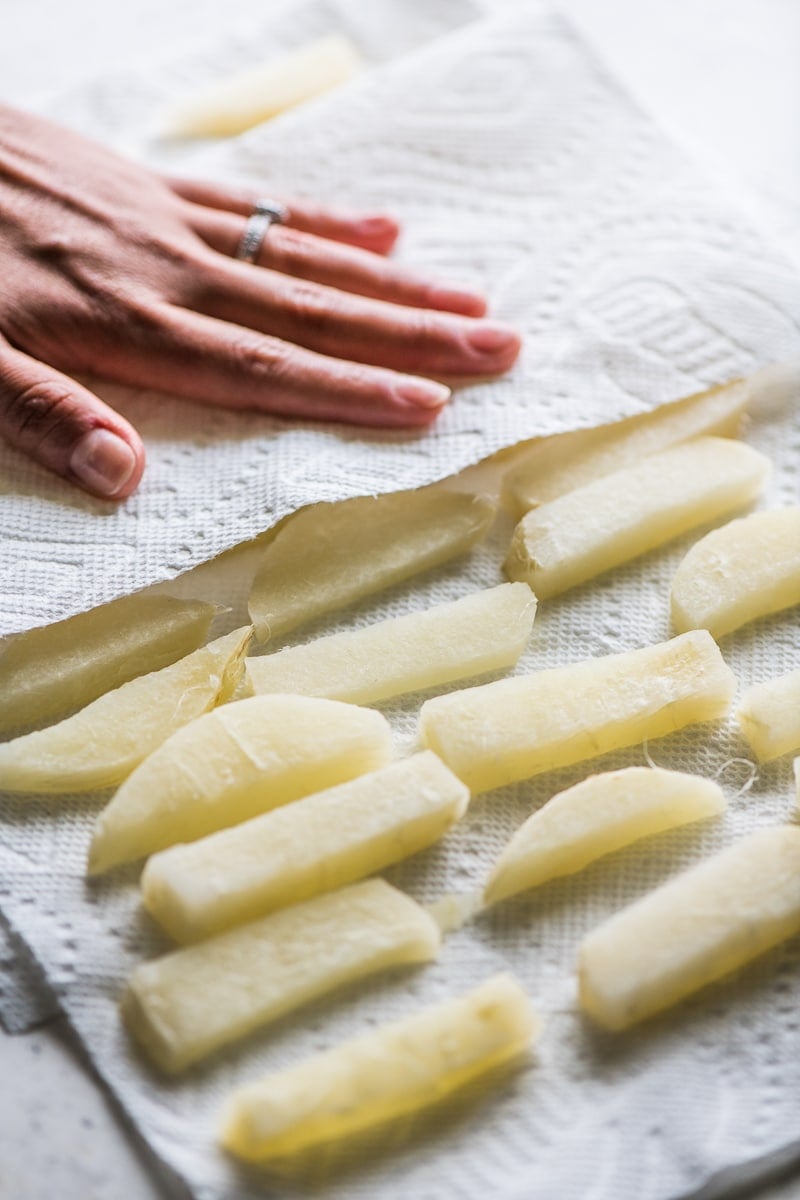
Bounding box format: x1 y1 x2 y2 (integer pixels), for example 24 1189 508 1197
0 916 59 1033
1 4 800 1198
1 366 798 1200
2 1 799 637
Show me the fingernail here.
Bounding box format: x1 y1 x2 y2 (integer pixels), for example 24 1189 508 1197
396 379 452 410
70 428 137 497
429 285 487 316
468 322 520 354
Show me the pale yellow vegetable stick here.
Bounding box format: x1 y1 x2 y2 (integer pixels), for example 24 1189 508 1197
221 973 539 1163
579 825 800 1030
502 374 750 517
737 670 800 762
0 594 218 736
504 437 769 600
420 630 735 793
123 879 439 1073
141 751 468 943
246 583 536 705
165 34 362 138
0 627 252 794
248 485 496 642
88 695 393 875
485 767 726 904
671 508 800 638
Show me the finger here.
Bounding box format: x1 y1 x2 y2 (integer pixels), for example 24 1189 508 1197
166 176 399 254
191 261 520 378
0 341 144 499
187 206 487 317
88 304 452 429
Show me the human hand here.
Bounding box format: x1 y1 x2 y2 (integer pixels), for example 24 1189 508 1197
0 105 520 500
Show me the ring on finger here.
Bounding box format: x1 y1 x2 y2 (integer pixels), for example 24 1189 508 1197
235 198 290 264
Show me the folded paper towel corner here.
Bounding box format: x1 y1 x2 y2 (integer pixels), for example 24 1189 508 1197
2 0 799 641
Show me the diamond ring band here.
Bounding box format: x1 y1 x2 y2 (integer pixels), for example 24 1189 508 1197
234 198 290 263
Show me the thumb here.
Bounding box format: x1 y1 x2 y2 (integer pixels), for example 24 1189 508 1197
0 341 145 499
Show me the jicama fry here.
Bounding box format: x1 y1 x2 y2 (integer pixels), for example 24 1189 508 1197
246 583 536 705
420 631 735 793
165 34 362 138
0 627 252 794
123 880 439 1073
248 485 496 642
220 973 539 1162
737 669 800 762
0 594 218 736
504 437 768 600
502 375 750 516
671 508 800 638
88 695 393 874
579 825 800 1029
141 751 468 943
484 767 725 904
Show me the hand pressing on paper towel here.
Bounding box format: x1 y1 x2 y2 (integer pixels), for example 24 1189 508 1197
0 105 520 500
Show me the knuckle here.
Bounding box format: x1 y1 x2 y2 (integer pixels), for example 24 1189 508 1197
2 379 86 450
402 309 449 367
284 281 345 339
414 307 444 343
29 230 86 271
272 227 314 264
229 330 295 384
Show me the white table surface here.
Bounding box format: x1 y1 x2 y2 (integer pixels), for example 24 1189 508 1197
1 1 798 1197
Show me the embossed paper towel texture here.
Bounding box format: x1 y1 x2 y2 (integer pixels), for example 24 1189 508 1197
2 1 798 637
1 365 798 1200
1 10 800 1199
0 0 481 1036
0 916 58 1033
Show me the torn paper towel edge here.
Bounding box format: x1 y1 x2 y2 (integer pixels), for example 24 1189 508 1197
1 7 798 1199
0 916 60 1034
1 4 798 637
0 0 481 1037
0 270 798 1200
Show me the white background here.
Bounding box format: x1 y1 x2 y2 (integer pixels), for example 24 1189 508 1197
0 1 798 1197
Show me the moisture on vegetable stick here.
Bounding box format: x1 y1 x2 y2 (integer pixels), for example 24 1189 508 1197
420 630 735 793
220 973 539 1163
579 825 800 1030
671 508 800 638
88 696 393 875
246 583 536 705
141 751 469 943
484 767 726 904
504 437 768 600
0 594 218 736
248 484 496 642
0 627 252 794
502 374 751 517
123 880 440 1073
737 670 800 762
164 34 362 138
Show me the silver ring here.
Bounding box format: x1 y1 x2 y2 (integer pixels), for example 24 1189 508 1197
235 198 289 263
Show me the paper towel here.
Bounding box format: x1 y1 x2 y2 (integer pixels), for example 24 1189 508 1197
1 362 798 1200
0 918 59 1033
1 6 800 1199
2 1 798 638
0 0 478 1035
